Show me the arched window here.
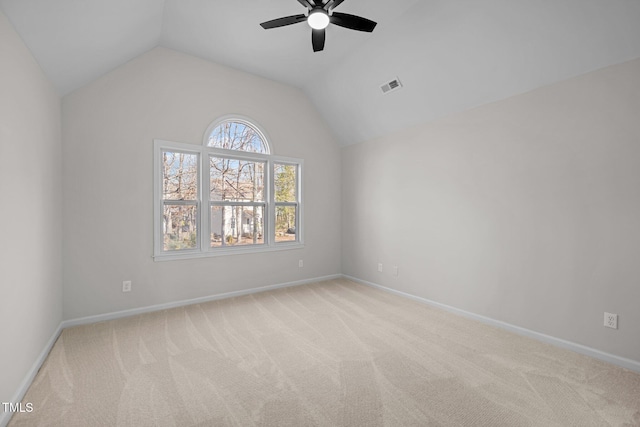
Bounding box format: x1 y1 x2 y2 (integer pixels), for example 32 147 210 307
205 118 270 154
153 116 303 260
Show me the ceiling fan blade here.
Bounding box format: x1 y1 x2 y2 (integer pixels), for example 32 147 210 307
297 0 315 9
260 14 307 29
330 12 377 32
323 0 345 11
312 28 326 52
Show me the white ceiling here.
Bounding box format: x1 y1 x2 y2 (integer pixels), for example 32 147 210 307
2 0 640 146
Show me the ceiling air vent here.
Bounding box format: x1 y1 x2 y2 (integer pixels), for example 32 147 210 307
380 77 402 94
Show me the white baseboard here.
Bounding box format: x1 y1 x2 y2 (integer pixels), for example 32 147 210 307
2 274 340 427
61 274 342 329
1 324 63 427
344 275 640 374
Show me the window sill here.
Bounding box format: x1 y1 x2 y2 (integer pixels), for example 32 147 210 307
153 242 304 262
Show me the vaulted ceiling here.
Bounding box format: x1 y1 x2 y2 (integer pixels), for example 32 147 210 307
2 0 640 145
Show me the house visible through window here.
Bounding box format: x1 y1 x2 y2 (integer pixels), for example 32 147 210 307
154 116 303 260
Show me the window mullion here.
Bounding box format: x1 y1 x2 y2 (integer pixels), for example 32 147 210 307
201 153 209 252
268 160 275 246
162 200 198 206
296 162 303 244
210 201 265 207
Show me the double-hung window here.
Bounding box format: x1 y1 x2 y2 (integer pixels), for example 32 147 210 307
159 150 200 252
154 117 303 260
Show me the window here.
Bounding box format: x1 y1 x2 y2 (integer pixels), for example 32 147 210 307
209 157 265 247
154 117 303 260
161 151 199 251
206 119 268 153
274 163 299 243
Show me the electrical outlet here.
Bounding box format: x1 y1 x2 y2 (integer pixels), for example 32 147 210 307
122 280 132 293
298 259 303 268
393 266 399 276
604 312 617 329
377 263 383 273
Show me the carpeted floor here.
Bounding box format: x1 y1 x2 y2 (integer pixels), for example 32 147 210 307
9 278 640 426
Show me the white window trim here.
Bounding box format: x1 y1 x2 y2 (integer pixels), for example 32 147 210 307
153 139 303 261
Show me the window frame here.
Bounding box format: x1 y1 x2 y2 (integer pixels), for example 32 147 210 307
153 137 303 261
208 151 267 249
273 160 301 244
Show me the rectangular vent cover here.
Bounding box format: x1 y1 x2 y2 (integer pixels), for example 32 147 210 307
381 77 402 94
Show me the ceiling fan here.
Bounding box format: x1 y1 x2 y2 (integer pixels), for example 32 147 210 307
260 0 377 52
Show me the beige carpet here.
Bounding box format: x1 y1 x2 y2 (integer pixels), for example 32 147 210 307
9 278 640 426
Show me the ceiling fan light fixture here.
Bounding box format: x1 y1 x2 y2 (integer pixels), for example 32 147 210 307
307 11 330 30
260 0 376 52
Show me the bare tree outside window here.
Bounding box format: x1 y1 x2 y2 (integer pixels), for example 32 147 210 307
210 158 265 247
209 120 267 247
274 163 298 243
207 121 268 154
162 151 198 251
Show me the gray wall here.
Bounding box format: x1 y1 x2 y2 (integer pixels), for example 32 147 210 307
0 10 62 405
62 47 342 320
342 58 640 362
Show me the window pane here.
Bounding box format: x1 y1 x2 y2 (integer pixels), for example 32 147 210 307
162 151 198 200
275 206 297 243
207 121 268 153
211 205 264 247
163 204 197 251
210 157 264 202
275 163 297 202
